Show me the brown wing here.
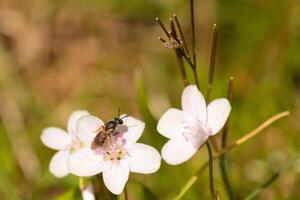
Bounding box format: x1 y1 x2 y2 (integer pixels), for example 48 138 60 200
91 126 108 149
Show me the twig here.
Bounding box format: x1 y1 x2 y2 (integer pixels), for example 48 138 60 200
156 17 171 39
206 24 218 101
156 18 189 86
219 111 290 155
175 52 189 86
190 0 196 66
173 14 190 57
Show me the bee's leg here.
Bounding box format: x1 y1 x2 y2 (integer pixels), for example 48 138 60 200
112 130 119 136
103 141 110 152
105 135 114 150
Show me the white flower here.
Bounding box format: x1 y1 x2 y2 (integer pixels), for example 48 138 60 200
82 183 95 200
41 110 89 177
68 114 161 195
157 85 231 165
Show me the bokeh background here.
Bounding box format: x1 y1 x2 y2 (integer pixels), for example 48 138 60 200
0 0 300 199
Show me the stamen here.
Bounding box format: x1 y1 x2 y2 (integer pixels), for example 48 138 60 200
103 145 127 162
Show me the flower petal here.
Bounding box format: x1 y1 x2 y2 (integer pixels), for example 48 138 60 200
82 183 95 200
161 136 206 165
67 110 90 134
157 108 186 139
68 147 105 177
127 143 161 174
41 127 71 150
102 160 129 195
77 115 104 146
206 98 231 135
181 85 207 123
49 150 69 178
119 115 145 145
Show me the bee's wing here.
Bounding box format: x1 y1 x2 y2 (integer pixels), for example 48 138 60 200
116 125 140 134
103 134 114 151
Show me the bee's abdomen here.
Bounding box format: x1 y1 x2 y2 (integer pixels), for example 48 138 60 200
91 127 107 149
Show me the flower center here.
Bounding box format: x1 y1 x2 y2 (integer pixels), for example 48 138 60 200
102 136 128 162
182 117 211 147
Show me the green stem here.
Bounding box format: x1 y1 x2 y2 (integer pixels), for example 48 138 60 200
190 0 196 66
117 186 128 200
220 155 234 199
219 77 234 199
125 185 129 200
191 67 199 88
175 49 189 86
206 142 216 199
206 24 218 102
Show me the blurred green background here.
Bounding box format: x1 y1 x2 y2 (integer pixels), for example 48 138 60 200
0 0 300 199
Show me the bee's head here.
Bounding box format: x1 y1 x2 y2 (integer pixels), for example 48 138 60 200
114 117 123 125
106 120 117 129
116 114 130 125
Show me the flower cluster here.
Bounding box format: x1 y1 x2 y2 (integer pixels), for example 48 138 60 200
41 85 230 196
41 111 161 195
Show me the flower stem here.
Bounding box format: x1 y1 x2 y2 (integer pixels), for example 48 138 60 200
206 24 218 102
219 77 234 199
170 17 189 86
125 185 129 200
117 186 128 200
206 141 217 200
220 155 233 199
176 53 189 86
190 0 196 66
191 66 200 87
188 0 200 88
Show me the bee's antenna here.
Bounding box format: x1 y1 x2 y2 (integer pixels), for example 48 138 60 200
118 107 121 117
121 114 129 120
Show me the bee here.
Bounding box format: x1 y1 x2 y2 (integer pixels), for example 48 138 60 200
91 115 129 150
